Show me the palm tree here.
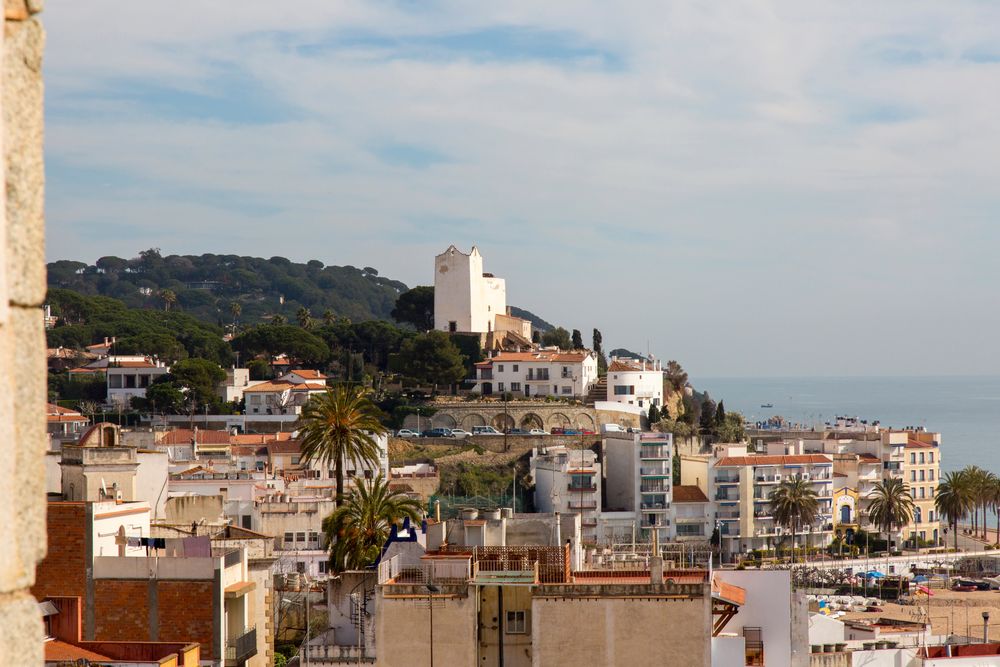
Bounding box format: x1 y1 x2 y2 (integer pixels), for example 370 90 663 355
230 301 242 329
296 307 313 330
936 470 972 551
322 474 422 572
298 385 387 504
322 309 336 326
769 478 819 564
271 314 287 325
159 289 177 311
867 478 915 553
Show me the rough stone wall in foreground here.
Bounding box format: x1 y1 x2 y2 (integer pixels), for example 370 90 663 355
0 0 46 664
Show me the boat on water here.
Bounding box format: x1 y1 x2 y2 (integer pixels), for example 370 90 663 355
760 403 774 409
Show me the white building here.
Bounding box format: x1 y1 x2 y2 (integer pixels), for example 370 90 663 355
243 370 328 416
434 245 508 335
472 349 599 398
603 432 675 544
216 367 258 403
72 355 170 407
606 357 664 410
532 446 601 543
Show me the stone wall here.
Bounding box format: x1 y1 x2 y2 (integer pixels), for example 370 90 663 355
0 0 46 664
405 401 598 433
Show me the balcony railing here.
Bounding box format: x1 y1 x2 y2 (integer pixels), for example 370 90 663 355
640 446 671 459
225 626 257 664
568 500 597 510
526 372 550 381
640 466 670 477
568 484 597 493
641 482 670 494
715 475 740 485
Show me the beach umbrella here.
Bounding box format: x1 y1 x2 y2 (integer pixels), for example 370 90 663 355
866 571 885 579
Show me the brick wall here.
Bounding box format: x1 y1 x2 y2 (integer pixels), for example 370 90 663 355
31 503 87 601
157 581 215 658
93 580 151 641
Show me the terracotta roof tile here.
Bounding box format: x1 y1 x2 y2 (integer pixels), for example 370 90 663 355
608 359 644 372
160 429 232 445
672 485 709 503
45 640 113 663
715 454 832 467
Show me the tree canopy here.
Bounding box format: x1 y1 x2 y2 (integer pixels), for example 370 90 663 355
394 330 468 386
391 286 435 331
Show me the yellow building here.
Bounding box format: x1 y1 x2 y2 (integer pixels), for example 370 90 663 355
900 433 941 545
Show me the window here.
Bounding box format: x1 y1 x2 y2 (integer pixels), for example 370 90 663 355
511 382 521 392
918 487 925 499
553 385 558 394
506 610 527 634
919 453 925 464
910 453 916 464
561 386 571 395
498 382 505 392
929 452 934 463
498 365 504 372
919 470 925 481
318 561 328 574
448 321 457 333
296 561 306 573
512 364 519 372
929 470 935 481
292 456 301 465
284 532 294 545
309 531 318 543
910 470 916 482
296 532 306 542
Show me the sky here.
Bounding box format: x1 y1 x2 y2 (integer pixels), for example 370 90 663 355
43 2 1000 378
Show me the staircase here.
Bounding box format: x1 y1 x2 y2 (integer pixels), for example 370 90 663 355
585 377 607 407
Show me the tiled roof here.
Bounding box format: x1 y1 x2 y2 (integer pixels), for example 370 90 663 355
715 454 832 467
858 454 881 463
905 439 935 449
160 429 232 445
267 441 302 455
672 485 709 503
608 359 644 372
230 432 293 445
286 369 326 379
46 404 88 422
243 380 326 393
479 350 591 364
712 576 747 606
45 640 113 663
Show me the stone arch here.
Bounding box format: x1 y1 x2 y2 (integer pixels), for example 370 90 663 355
462 413 487 429
574 413 595 430
548 412 571 430
520 413 544 430
492 414 515 432
431 413 457 429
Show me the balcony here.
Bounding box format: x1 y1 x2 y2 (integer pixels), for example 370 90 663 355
715 475 740 485
568 500 597 510
640 446 671 459
225 626 257 664
479 369 493 380
568 483 597 493
642 481 670 494
754 474 780 484
526 372 550 382
640 465 670 477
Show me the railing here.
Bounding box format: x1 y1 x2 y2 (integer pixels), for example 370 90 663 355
640 502 667 510
715 476 740 485
568 501 597 509
640 465 670 476
640 446 671 459
304 644 376 662
472 559 539 584
223 549 242 568
526 372 550 381
225 626 257 663
568 484 597 493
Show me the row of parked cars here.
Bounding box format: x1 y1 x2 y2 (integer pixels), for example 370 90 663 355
951 577 1000 592
395 426 553 439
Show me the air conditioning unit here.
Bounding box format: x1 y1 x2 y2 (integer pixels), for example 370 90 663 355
774 474 782 482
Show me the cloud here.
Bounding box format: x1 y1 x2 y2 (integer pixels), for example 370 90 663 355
42 0 1000 376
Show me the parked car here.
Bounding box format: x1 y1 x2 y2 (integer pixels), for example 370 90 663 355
528 429 548 436
601 423 626 433
550 427 565 435
450 428 472 438
472 425 503 436
580 429 596 435
507 428 530 435
422 428 453 438
953 580 978 592
395 429 420 438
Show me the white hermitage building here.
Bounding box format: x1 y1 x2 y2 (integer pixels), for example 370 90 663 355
606 357 664 410
472 350 599 398
433 245 531 340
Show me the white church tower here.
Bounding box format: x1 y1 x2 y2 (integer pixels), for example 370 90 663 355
434 245 507 334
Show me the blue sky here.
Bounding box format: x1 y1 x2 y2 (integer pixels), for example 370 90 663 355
43 2 1000 377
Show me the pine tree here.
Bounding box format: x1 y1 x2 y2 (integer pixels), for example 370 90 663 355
648 404 660 423
715 400 726 426
571 329 583 349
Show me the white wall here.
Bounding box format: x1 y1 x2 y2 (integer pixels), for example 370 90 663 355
808 613 846 644
712 636 747 667
606 369 664 409
713 570 796 667
136 451 169 520
91 501 151 557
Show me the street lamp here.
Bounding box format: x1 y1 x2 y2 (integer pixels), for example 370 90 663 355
426 584 440 666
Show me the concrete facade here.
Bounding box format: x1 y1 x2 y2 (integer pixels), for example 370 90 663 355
434 245 507 335
0 1 47 664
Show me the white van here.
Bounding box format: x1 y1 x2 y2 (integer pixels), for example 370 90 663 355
601 423 626 434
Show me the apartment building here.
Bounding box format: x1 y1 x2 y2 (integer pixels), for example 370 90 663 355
256 495 337 579
685 443 834 561
605 357 664 410
33 501 262 667
900 430 941 545
473 349 599 399
673 485 712 541
603 432 675 544
532 445 601 543
46 402 90 439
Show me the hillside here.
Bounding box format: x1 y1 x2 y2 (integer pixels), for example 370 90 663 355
47 249 553 332
47 250 407 326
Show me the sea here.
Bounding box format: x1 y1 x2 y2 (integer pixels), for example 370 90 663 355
696 376 1000 475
